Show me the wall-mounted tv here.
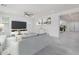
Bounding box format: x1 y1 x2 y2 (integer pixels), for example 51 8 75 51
12 21 26 30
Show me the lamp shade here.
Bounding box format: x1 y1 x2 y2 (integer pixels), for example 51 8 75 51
0 24 4 28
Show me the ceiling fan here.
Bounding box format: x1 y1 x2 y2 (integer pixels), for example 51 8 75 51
1 4 7 7
24 12 33 17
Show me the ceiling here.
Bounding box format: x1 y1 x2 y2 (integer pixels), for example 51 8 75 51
0 4 79 17
60 12 79 22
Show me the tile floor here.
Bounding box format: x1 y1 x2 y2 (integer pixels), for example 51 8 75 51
35 32 79 55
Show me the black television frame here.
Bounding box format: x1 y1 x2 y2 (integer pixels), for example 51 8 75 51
11 21 27 32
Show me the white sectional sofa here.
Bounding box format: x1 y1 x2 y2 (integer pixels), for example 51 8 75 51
19 33 52 55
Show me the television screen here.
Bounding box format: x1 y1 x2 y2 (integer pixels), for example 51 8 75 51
12 21 26 29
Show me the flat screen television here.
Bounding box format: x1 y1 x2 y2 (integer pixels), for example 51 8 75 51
12 21 26 31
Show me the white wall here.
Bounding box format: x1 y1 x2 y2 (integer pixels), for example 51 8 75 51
0 15 34 35
10 16 33 32
44 15 59 38
0 13 59 38
67 22 79 32
60 20 75 32
74 22 79 32
32 15 59 38
60 20 79 32
68 22 75 32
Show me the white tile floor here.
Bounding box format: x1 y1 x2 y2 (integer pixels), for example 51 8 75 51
59 32 79 54
2 32 79 55
35 32 79 55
